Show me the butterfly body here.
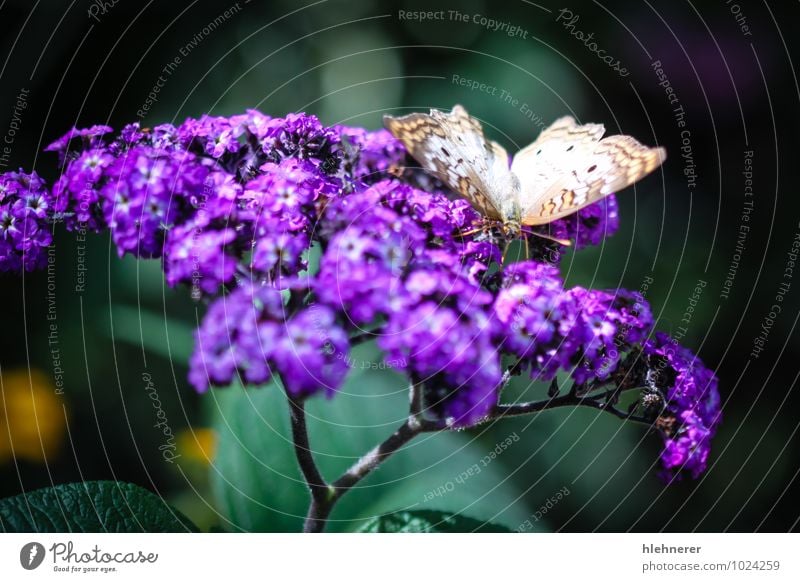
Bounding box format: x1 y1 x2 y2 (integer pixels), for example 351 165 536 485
384 105 666 235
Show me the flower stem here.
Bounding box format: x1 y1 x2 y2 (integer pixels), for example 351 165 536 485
285 391 336 532
288 380 652 532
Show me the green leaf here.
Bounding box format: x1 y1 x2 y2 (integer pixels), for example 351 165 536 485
110 305 196 362
210 344 532 532
0 481 198 533
357 510 515 533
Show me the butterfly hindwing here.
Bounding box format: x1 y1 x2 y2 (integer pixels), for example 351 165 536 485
384 105 515 220
512 117 666 225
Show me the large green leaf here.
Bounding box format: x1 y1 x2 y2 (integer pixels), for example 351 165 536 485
357 510 514 533
0 481 198 533
110 305 196 362
209 345 532 532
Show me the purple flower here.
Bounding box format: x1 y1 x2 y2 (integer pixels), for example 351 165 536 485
380 299 501 427
339 127 406 182
19 109 719 482
45 125 114 163
644 332 721 479
244 158 340 235
493 262 580 380
272 306 350 398
378 265 502 427
163 171 242 295
251 227 310 282
178 115 240 159
0 170 54 272
51 148 115 231
101 147 209 257
189 284 349 397
562 195 620 249
524 195 621 262
570 288 653 384
230 109 273 141
315 226 410 325
262 113 341 171
493 263 653 385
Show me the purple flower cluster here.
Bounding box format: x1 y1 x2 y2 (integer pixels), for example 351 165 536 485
188 283 349 398
2 108 720 479
643 332 721 479
0 170 53 272
493 262 652 385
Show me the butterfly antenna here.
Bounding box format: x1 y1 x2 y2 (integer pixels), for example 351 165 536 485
524 229 573 247
456 227 483 239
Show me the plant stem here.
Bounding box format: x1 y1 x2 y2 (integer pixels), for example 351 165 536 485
290 381 652 532
285 392 336 532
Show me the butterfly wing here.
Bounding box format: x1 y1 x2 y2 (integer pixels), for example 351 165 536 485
511 116 666 225
384 105 516 220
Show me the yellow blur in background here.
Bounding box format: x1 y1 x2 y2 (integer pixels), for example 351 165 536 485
0 369 67 463
176 427 217 466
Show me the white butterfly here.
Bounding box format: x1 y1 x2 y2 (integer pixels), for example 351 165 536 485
384 104 666 236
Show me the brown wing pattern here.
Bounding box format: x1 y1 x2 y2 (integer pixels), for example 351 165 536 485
512 118 666 225
384 105 514 220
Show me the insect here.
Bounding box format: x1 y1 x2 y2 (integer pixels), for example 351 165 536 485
384 104 666 240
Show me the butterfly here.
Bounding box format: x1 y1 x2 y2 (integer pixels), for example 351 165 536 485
384 104 666 238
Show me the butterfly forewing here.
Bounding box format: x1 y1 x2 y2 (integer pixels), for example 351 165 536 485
384 105 516 220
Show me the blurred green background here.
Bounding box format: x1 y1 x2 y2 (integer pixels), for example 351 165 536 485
1 0 799 531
